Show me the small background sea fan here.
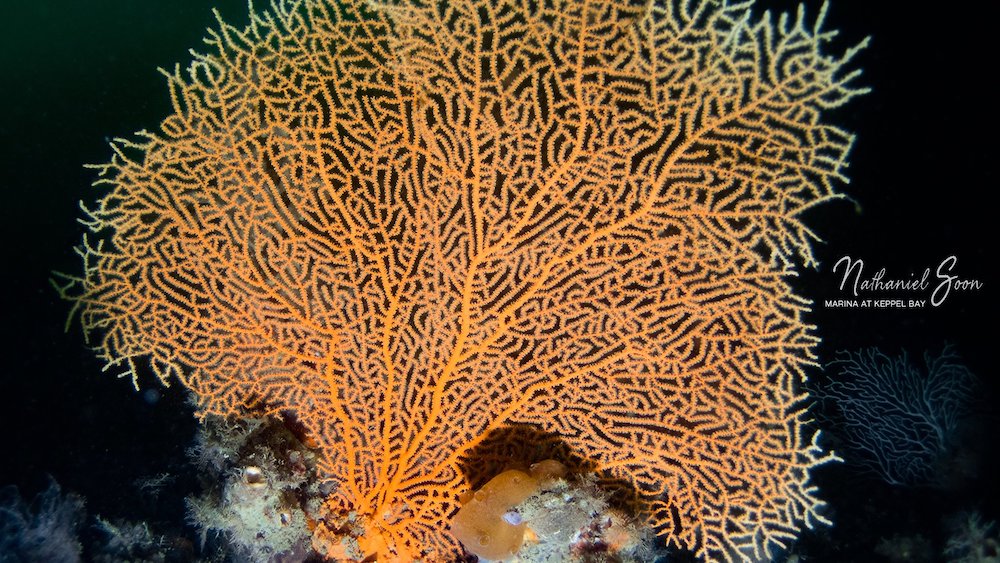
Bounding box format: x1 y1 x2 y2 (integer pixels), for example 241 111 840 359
815 345 977 486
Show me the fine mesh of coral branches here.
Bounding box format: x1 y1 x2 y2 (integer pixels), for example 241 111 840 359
59 0 866 559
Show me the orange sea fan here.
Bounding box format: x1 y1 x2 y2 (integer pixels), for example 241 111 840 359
58 0 866 560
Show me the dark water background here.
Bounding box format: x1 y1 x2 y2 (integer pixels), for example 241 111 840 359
1 1 996 560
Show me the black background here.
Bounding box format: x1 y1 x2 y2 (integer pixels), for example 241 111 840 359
1 1 996 561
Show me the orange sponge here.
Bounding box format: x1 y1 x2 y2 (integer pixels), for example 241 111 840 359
450 469 539 560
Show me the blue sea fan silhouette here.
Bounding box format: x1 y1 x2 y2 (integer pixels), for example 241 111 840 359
815 345 976 486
